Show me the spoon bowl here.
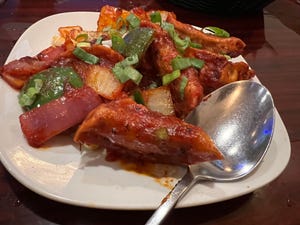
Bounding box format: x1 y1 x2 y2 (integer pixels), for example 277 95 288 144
146 80 275 225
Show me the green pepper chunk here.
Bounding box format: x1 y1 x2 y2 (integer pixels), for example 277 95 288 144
123 27 154 59
18 67 83 111
73 47 100 65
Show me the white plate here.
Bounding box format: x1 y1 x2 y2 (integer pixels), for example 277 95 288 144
0 12 291 210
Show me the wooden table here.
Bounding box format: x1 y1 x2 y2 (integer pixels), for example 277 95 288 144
0 0 299 224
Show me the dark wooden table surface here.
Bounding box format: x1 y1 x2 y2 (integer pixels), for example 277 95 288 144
1 0 299 224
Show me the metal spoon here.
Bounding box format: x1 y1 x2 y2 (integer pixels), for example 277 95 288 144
145 80 275 225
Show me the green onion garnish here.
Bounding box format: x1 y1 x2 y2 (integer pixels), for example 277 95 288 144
190 58 204 69
171 56 204 70
189 42 202 49
162 22 190 53
154 127 169 140
120 54 139 67
73 47 100 65
75 33 88 42
112 54 143 85
150 11 162 24
179 76 188 100
162 70 181 85
172 57 191 70
95 36 103 45
132 90 145 105
76 42 91 48
111 33 126 54
18 79 43 107
126 13 141 29
124 66 143 85
203 26 230 38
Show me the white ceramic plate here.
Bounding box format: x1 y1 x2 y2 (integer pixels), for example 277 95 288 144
0 12 291 210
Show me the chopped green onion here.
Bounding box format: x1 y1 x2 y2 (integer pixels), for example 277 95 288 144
162 70 180 85
73 47 100 64
203 26 230 38
112 65 128 83
172 57 192 70
120 54 139 67
190 58 204 69
18 79 43 107
174 36 190 52
161 22 174 34
179 76 188 100
171 56 204 70
112 54 143 85
95 36 103 45
154 127 169 140
162 22 190 53
112 65 142 85
124 66 143 85
76 42 91 48
150 11 162 24
75 33 88 42
132 90 145 105
126 13 140 29
111 33 126 54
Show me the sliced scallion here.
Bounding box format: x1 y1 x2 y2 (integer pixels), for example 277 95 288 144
203 26 230 38
172 57 192 70
120 54 139 67
190 58 204 69
75 33 88 42
132 90 145 105
112 54 143 85
73 47 100 65
162 22 190 53
154 127 169 140
179 76 188 100
126 13 140 29
76 42 91 48
111 33 126 54
124 66 143 85
162 70 180 85
18 79 43 107
150 11 162 24
95 36 103 45
171 56 204 70
189 42 202 49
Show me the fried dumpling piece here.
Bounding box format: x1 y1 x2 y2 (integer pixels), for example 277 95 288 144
185 47 255 94
74 98 222 165
166 12 245 58
141 20 204 118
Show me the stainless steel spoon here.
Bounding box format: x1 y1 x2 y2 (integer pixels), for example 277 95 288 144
145 80 275 225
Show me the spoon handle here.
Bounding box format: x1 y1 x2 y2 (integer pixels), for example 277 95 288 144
145 169 197 225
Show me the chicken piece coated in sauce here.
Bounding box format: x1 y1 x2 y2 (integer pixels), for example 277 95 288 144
74 98 222 165
166 12 245 58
